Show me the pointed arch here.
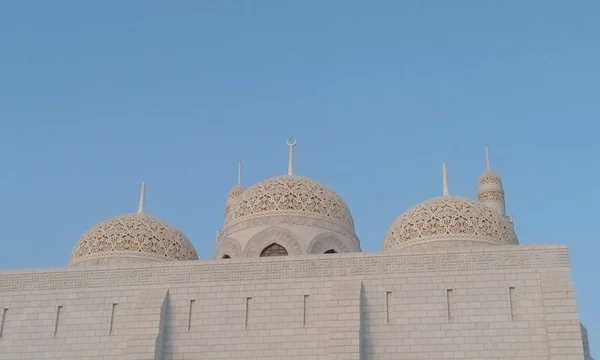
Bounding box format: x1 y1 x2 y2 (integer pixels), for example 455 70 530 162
307 233 357 254
214 237 242 259
260 243 288 257
243 227 302 257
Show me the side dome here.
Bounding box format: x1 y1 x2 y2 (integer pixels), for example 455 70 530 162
224 175 355 232
70 213 198 266
383 196 518 252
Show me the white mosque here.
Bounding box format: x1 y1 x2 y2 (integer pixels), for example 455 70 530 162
0 139 593 360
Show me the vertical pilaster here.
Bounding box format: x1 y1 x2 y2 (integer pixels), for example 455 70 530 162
328 280 362 360
541 270 585 360
122 289 169 360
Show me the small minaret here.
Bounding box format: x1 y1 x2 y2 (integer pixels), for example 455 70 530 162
227 161 245 201
477 147 506 216
224 161 245 222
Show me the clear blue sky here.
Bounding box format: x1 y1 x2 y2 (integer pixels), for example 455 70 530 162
1 0 598 349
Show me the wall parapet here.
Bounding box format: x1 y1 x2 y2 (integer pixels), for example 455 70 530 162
0 245 569 294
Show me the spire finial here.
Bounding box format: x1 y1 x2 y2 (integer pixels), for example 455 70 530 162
485 146 491 170
442 163 449 196
237 160 242 185
137 182 146 214
287 137 297 176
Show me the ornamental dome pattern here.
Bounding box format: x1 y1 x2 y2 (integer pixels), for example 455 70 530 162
224 175 355 231
227 185 245 202
70 213 198 266
383 196 517 252
478 169 502 187
225 185 245 220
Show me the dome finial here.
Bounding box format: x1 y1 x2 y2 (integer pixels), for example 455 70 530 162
137 182 146 214
485 146 491 170
442 163 449 196
287 137 297 176
237 160 242 186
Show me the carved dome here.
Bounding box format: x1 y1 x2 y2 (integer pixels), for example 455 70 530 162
383 196 518 252
224 175 355 231
70 213 198 266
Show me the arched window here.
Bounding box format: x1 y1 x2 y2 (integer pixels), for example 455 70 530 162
222 254 231 259
324 249 337 254
260 243 288 257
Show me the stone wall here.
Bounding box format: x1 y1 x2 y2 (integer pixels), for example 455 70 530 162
0 245 587 360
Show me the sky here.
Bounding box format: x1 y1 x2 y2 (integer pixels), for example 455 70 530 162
1 0 598 350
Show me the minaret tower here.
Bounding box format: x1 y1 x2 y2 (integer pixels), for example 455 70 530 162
477 147 507 216
224 161 245 222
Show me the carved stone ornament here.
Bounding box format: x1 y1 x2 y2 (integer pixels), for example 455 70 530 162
243 227 303 257
225 185 245 220
0 246 567 293
224 175 355 232
478 190 505 201
214 237 243 259
478 170 502 186
70 213 198 266
383 196 518 252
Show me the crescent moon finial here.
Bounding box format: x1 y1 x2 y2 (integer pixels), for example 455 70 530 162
287 137 297 175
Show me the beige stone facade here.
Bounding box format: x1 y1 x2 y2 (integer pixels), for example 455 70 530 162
0 146 592 359
0 245 590 360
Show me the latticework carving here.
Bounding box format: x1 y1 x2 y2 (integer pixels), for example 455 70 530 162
70 213 198 265
478 170 502 186
384 196 518 252
225 175 355 232
478 190 505 201
225 185 245 221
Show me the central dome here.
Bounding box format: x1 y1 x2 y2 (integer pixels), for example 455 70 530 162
224 175 355 231
383 195 518 252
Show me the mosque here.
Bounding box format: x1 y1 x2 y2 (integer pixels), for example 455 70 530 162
0 139 593 360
